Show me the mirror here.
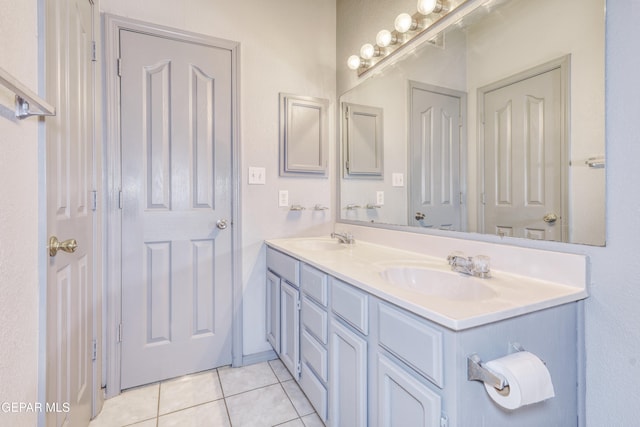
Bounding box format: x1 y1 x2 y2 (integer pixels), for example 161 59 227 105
339 0 605 246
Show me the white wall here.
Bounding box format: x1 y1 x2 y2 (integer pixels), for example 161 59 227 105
337 0 640 424
99 0 337 357
0 1 40 426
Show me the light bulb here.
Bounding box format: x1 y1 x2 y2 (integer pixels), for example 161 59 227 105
417 0 446 15
376 29 396 48
417 0 437 14
347 55 362 70
360 43 378 60
394 13 416 33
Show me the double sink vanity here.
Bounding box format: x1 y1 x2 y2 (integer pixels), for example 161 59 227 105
265 232 588 426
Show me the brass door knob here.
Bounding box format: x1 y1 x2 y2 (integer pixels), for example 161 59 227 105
415 212 426 221
49 236 78 257
543 213 559 224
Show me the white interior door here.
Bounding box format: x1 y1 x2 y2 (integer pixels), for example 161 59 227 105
409 83 463 230
45 0 95 426
482 67 563 241
119 29 233 389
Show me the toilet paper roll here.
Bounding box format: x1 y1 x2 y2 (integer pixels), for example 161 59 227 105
483 351 555 410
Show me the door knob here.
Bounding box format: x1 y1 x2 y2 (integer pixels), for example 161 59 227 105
216 219 228 230
543 213 558 224
415 212 425 221
49 236 78 257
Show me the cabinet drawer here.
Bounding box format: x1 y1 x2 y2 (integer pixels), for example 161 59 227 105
266 247 299 286
301 329 328 382
378 303 443 387
300 362 327 422
301 264 328 306
301 296 328 344
331 279 368 335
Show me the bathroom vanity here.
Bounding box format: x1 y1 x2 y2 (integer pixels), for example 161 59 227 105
265 237 587 427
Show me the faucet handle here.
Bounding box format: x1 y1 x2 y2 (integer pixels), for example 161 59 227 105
447 251 466 264
471 255 491 278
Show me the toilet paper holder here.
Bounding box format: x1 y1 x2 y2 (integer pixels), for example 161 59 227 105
467 354 509 391
467 344 524 391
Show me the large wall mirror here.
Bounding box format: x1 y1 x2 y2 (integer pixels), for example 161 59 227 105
338 0 605 246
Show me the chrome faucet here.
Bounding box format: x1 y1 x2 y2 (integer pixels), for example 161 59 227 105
447 252 491 278
331 231 355 244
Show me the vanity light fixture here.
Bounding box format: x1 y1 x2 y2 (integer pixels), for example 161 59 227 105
346 0 456 76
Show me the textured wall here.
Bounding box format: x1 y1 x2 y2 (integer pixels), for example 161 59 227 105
0 0 40 426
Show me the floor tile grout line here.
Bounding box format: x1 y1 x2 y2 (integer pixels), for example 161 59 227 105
216 368 234 427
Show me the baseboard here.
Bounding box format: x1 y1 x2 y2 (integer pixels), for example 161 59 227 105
240 349 278 367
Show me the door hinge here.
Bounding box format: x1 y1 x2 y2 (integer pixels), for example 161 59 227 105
440 415 449 427
91 190 97 211
116 323 123 343
344 107 349 120
296 299 301 311
117 58 122 77
92 339 97 361
296 362 302 375
345 161 350 172
481 192 486 205
91 41 97 62
459 192 464 205
118 190 123 209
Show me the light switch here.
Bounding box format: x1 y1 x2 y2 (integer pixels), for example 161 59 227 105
248 167 266 185
392 173 404 187
278 190 289 207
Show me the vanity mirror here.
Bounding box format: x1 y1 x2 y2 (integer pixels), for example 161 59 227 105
338 0 605 246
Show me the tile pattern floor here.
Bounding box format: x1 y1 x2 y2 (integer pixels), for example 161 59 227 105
89 360 324 427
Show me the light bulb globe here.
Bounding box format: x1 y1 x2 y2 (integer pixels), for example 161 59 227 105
376 29 393 47
347 55 362 70
394 13 414 33
417 0 438 15
360 44 375 60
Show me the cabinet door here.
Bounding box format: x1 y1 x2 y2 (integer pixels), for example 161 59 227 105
329 319 367 427
266 271 281 353
377 353 442 427
280 281 300 379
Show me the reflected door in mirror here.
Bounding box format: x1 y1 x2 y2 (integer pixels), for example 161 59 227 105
409 83 465 231
482 65 565 241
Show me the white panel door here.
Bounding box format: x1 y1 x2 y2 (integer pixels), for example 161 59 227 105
45 0 95 426
483 68 563 241
409 85 463 230
119 30 233 388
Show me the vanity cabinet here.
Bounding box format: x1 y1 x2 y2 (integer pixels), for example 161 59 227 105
266 248 301 379
299 264 330 421
265 245 581 427
329 279 369 427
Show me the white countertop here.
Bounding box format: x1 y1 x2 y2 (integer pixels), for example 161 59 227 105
265 237 588 331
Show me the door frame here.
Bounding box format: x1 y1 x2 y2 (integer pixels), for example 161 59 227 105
477 55 570 241
102 14 242 397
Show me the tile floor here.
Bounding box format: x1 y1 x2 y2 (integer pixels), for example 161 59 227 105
89 359 324 427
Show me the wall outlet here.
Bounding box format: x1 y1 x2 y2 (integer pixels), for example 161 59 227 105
248 166 266 185
376 191 384 205
392 173 404 187
278 190 289 207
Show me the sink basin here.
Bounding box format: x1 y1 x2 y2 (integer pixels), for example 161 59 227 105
379 267 496 301
291 239 348 251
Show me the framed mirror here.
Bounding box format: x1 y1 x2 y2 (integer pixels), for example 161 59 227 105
338 0 605 246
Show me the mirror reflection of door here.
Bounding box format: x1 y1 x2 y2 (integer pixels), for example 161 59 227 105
480 62 567 241
409 82 465 230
